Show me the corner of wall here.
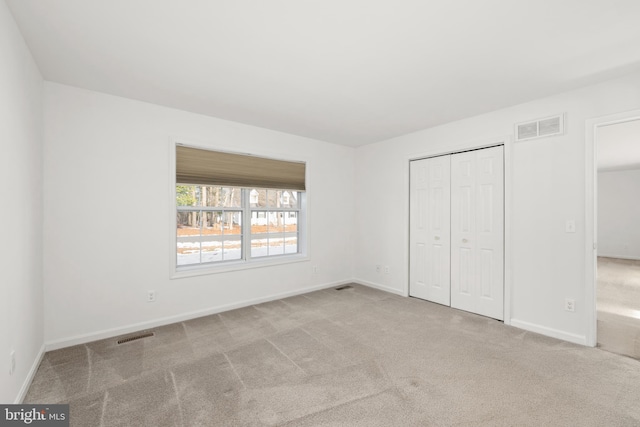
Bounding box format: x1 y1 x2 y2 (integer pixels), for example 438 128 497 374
0 0 46 403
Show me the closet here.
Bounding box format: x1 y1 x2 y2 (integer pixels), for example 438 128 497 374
409 145 504 320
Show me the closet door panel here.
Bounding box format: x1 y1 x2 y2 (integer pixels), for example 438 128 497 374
451 151 477 313
410 158 430 300
475 146 504 320
451 146 504 320
410 156 451 305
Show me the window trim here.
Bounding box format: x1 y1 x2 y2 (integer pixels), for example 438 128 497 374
169 139 309 279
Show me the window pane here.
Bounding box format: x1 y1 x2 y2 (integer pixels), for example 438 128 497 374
223 239 242 261
249 188 267 208
177 211 201 235
284 211 297 233
203 211 223 235
251 211 268 234
285 236 298 254
268 236 285 256
223 211 242 234
268 190 280 208
201 211 242 236
268 212 285 233
270 190 296 208
177 239 202 265
251 237 269 258
202 186 241 208
200 240 222 263
177 211 201 265
291 191 299 209
176 185 199 207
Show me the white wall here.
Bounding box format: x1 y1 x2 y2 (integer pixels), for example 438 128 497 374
0 0 44 403
598 169 640 260
43 82 355 347
354 72 640 344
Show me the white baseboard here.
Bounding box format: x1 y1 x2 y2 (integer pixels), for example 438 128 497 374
353 278 406 297
15 344 46 404
45 280 351 351
598 253 640 261
510 319 587 346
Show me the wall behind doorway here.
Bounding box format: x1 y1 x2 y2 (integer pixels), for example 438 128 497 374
598 168 640 260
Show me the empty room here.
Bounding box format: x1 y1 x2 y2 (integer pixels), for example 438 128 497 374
2 0 640 426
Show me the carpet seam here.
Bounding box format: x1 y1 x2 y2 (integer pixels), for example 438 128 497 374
99 390 108 427
169 370 185 427
265 338 308 375
223 352 247 390
280 387 394 426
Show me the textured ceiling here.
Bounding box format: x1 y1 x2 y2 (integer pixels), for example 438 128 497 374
7 0 640 146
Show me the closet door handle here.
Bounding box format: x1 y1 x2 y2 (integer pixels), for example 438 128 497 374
462 238 468 243
434 236 440 240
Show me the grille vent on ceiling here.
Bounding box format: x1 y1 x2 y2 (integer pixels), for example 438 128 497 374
515 114 564 142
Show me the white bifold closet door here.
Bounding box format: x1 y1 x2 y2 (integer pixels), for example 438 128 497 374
450 146 504 320
409 145 504 320
409 155 451 305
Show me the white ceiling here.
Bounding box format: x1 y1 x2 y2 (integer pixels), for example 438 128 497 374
597 119 640 171
7 0 640 146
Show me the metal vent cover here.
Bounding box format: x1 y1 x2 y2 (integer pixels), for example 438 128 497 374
117 332 154 344
517 122 538 140
515 114 564 142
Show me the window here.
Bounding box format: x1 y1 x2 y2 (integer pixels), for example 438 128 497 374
176 186 302 267
176 186 243 265
174 145 306 271
247 189 300 258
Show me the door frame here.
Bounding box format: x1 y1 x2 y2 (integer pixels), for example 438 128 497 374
404 135 513 325
584 109 640 347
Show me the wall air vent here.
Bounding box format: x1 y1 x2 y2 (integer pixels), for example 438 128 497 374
515 114 564 142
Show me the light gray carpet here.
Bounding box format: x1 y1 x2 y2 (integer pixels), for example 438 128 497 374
597 257 640 360
26 284 640 426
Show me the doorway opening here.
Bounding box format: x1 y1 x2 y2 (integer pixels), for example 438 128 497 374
586 111 640 359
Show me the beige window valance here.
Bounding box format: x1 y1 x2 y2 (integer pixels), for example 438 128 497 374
176 145 306 191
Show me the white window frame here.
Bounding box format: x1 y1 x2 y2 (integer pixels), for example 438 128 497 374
170 140 308 279
176 199 244 264
246 189 301 260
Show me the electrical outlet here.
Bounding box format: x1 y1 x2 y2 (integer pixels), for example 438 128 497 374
313 265 318 275
147 290 156 303
565 298 575 312
384 266 390 274
565 220 576 233
376 265 381 274
9 350 15 376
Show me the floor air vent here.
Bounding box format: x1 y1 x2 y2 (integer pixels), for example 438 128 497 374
117 332 154 344
335 285 353 291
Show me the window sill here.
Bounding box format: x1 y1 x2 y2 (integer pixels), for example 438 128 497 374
171 254 309 279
